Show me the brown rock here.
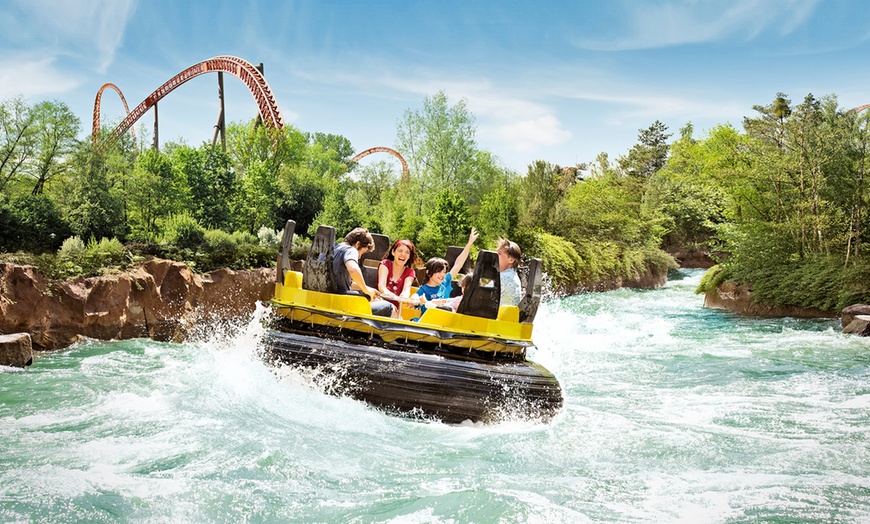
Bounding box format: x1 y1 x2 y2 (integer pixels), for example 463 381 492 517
840 304 870 330
703 282 837 318
667 249 718 269
0 259 277 351
842 316 870 336
0 332 33 367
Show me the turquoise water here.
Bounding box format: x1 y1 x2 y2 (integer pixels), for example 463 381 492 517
2 269 869 523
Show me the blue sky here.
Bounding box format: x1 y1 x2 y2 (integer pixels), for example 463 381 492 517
3 0 870 173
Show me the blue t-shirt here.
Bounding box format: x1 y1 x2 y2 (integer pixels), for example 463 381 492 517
415 273 453 313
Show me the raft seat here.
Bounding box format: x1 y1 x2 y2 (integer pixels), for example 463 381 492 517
518 258 543 323
276 219 297 284
497 305 520 323
457 250 501 319
303 225 337 293
360 233 390 288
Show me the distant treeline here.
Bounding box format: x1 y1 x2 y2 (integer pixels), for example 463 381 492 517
2 91 870 309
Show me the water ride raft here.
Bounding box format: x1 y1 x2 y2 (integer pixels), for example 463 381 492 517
262 220 563 424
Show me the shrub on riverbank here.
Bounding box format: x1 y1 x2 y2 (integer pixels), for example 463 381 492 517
527 231 677 291
697 257 870 311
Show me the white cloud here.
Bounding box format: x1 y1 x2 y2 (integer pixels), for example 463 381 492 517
575 0 820 50
0 56 82 99
494 115 573 153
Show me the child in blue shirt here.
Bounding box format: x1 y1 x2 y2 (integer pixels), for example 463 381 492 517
415 228 478 314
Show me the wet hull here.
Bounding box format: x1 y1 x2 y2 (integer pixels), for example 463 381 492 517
262 329 563 424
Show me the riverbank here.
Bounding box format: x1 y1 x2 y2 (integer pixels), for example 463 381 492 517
703 281 838 319
0 259 275 351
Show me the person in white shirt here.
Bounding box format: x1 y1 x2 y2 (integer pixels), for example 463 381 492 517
496 238 522 307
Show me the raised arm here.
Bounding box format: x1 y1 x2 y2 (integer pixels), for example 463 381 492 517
449 227 479 278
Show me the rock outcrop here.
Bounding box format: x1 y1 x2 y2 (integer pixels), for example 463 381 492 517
0 260 276 351
703 282 837 318
0 333 33 367
840 304 870 335
563 266 670 294
667 249 718 269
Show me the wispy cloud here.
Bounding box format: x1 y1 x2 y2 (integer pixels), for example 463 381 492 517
0 56 82 100
574 0 820 51
7 0 138 73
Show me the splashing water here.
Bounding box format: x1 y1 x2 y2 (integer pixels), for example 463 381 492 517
2 270 869 523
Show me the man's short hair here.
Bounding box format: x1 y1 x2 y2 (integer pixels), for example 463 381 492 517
344 227 374 249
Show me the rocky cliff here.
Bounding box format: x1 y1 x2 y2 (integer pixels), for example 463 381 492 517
0 259 276 351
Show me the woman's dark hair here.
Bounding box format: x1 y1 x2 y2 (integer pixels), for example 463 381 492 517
385 239 418 267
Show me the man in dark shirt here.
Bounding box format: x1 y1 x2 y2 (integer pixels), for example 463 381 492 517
333 227 395 317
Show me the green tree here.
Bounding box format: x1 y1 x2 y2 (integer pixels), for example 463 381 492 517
396 90 477 214
0 96 36 194
28 100 80 194
171 144 236 230
418 188 472 257
618 120 672 179
126 149 179 241
61 143 125 242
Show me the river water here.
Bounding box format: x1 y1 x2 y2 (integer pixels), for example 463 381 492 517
2 269 869 523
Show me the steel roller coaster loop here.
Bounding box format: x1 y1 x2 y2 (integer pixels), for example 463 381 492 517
350 146 410 182
93 83 136 142
93 56 284 147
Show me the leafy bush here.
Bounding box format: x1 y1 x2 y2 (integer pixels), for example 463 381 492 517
258 226 281 248
232 230 257 245
530 233 584 288
290 235 311 260
204 229 239 268
84 237 128 268
58 236 86 263
8 194 70 253
161 213 205 250
236 243 278 269
696 264 727 294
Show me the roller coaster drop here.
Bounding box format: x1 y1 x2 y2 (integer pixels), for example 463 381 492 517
92 55 408 178
93 56 284 147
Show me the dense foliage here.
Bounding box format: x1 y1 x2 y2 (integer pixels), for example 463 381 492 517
664 94 870 309
4 89 870 309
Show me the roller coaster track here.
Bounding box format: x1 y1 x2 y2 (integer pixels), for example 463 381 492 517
350 146 409 182
93 56 283 146
93 83 136 142
854 104 870 114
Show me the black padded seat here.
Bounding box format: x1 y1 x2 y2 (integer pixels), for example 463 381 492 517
276 219 296 284
456 250 501 319
303 225 337 293
518 258 543 323
359 233 390 288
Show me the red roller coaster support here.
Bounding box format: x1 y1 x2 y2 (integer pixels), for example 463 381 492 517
93 56 284 147
350 146 410 182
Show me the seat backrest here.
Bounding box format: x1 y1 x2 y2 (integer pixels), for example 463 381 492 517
456 250 501 319
518 257 543 323
302 225 337 293
445 245 472 275
359 233 390 288
276 219 296 284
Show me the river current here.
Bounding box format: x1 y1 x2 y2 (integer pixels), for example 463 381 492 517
2 269 869 523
